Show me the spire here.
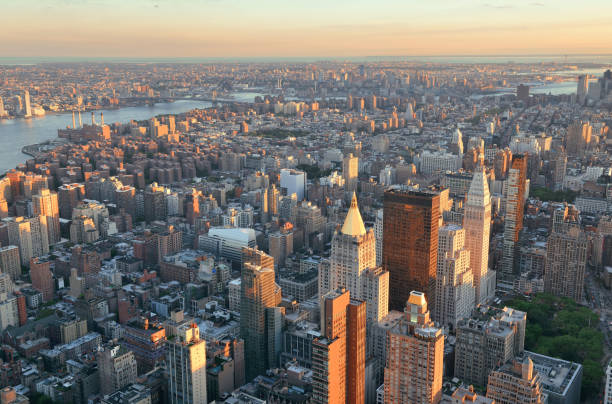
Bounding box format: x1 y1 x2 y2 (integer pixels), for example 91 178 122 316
467 166 490 207
341 192 366 236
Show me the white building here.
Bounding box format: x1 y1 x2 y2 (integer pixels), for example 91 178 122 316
199 227 256 265
434 225 475 330
228 278 241 312
280 169 306 201
419 151 461 175
167 323 207 404
464 167 495 304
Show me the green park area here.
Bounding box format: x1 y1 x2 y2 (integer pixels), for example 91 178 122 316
530 187 578 203
505 293 604 400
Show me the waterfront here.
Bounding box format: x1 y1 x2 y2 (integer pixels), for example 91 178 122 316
0 99 216 174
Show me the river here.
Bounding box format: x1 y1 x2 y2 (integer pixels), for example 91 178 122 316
0 99 219 174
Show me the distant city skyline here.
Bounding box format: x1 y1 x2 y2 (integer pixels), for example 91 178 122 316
2 0 611 58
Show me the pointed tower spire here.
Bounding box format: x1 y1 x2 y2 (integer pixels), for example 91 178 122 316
341 192 366 236
467 166 490 207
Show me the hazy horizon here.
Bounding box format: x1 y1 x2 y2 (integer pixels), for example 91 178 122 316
2 0 611 58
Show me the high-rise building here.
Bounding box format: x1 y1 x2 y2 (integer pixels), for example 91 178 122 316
577 75 589 104
383 187 442 311
320 193 389 326
0 293 19 331
434 225 474 330
97 345 138 396
0 246 21 281
455 307 526 387
167 323 207 404
268 226 293 269
565 121 592 157
144 183 167 223
463 167 494 304
500 155 527 286
312 288 366 404
605 360 612 404
517 84 530 102
240 248 282 381
22 91 31 118
544 225 587 302
32 189 60 244
280 169 306 201
7 216 49 267
58 183 86 219
342 153 359 193
384 291 444 404
374 209 383 267
115 186 136 219
29 257 54 302
486 357 545 404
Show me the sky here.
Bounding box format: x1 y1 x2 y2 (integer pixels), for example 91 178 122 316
1 0 611 58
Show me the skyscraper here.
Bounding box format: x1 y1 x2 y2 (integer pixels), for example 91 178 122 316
312 288 366 404
383 187 441 311
0 246 21 281
463 167 494 304
374 209 383 267
544 225 587 302
342 153 359 193
240 248 282 381
7 216 49 267
144 183 167 223
167 323 207 404
29 257 54 302
577 75 589 104
320 193 389 325
433 225 474 330
58 183 86 219
565 121 592 157
97 345 138 396
500 155 527 286
32 189 60 245
384 291 443 404
23 90 31 118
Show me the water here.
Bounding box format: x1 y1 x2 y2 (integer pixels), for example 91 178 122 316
0 100 213 174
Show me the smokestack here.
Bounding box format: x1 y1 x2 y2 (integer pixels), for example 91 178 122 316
72 111 76 129
78 111 82 128
100 112 104 126
91 111 95 126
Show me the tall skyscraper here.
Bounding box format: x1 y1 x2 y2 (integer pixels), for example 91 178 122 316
167 323 207 404
0 246 21 281
58 183 86 219
32 189 60 245
577 75 589 104
97 345 138 396
565 121 592 157
22 90 31 118
144 183 167 223
384 291 444 404
500 155 527 286
7 216 49 267
312 288 366 404
544 225 587 302
374 209 383 267
320 193 389 325
433 225 474 330
342 153 359 193
29 257 54 302
383 187 441 311
463 167 494 304
240 248 282 381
